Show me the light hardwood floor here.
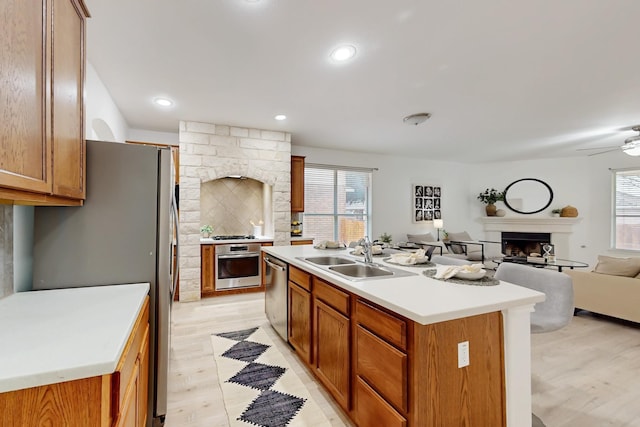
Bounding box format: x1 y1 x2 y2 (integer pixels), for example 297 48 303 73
165 292 354 427
165 293 640 427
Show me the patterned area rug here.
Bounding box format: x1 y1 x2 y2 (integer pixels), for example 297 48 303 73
211 326 332 427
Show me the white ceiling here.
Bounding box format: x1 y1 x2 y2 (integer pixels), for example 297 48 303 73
85 0 640 163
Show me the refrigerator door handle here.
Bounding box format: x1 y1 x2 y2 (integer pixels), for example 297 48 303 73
171 193 180 300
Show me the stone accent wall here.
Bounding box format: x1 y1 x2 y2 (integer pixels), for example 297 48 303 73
0 206 14 299
178 121 292 302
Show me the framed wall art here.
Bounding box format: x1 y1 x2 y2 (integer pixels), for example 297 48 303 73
413 184 442 223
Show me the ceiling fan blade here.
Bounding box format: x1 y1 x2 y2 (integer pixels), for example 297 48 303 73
587 148 619 156
576 145 620 151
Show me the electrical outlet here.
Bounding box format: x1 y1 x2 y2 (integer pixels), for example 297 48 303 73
458 341 469 368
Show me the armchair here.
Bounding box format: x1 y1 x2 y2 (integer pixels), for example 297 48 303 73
443 231 502 264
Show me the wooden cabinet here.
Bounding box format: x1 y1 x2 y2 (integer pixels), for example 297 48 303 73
291 155 305 212
0 0 89 206
282 260 506 427
291 239 313 246
288 266 312 364
312 277 351 411
114 300 149 427
0 297 149 427
354 299 408 424
201 244 216 297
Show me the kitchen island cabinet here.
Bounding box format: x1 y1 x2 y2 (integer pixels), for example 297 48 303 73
0 283 149 426
288 265 312 364
0 0 89 206
262 245 545 427
312 277 351 411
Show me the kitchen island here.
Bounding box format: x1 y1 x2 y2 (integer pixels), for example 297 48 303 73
262 245 545 427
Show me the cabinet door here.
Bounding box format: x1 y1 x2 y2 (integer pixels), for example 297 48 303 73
138 325 150 427
313 299 350 410
290 156 305 212
288 281 312 364
50 0 86 199
201 245 215 296
0 0 50 194
116 361 139 427
355 377 406 427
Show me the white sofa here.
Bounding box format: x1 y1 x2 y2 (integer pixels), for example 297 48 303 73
565 255 640 323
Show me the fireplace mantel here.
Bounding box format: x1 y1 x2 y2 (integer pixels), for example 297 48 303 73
480 217 581 233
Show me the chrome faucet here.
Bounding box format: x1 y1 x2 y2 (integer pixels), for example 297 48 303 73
358 236 373 264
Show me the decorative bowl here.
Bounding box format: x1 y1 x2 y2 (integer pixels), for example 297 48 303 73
454 269 487 280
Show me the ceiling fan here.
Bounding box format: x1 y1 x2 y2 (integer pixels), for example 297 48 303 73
577 125 640 156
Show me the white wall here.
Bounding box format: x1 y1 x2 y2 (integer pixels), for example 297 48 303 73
85 62 129 142
128 128 179 146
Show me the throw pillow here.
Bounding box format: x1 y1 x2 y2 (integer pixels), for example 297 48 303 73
407 233 435 243
466 250 484 261
593 255 640 277
446 231 473 254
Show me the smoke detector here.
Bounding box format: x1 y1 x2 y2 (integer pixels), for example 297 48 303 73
403 113 431 126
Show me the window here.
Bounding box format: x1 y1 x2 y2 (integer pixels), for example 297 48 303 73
303 164 372 244
613 169 640 250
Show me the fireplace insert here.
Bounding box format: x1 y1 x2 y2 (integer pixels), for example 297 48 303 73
501 232 551 260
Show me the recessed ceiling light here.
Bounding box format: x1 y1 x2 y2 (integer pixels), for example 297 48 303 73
154 97 173 107
330 45 356 61
274 114 287 121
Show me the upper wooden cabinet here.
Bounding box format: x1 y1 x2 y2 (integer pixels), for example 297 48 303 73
291 155 305 212
0 0 89 206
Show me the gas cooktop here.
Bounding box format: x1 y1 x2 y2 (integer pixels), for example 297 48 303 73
211 235 256 240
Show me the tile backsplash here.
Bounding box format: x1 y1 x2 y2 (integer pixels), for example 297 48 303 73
200 178 264 236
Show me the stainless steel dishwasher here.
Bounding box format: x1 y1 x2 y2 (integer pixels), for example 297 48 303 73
264 255 288 341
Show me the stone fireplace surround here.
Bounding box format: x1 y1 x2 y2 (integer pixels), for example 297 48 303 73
481 217 581 260
178 121 292 302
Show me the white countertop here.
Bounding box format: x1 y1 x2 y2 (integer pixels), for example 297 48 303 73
0 283 150 393
262 245 544 325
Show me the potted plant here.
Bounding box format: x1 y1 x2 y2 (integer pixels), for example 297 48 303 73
378 232 393 246
551 208 562 217
200 224 213 238
477 188 505 216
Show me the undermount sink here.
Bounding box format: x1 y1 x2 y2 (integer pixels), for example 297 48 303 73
302 256 356 266
297 255 417 281
329 263 394 278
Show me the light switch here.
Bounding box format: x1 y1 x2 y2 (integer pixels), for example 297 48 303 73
458 341 470 368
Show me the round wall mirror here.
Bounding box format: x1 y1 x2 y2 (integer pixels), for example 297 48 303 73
503 178 553 214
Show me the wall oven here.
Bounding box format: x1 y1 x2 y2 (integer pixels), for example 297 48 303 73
215 243 262 290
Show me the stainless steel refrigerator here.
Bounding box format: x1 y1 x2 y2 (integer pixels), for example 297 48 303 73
32 140 179 427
